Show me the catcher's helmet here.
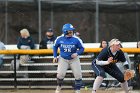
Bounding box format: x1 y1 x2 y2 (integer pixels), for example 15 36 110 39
62 23 75 35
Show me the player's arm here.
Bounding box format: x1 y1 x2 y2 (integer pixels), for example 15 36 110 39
96 57 113 65
96 48 112 65
53 39 59 63
71 38 84 58
76 38 84 55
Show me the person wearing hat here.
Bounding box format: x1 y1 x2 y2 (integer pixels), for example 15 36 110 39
53 23 84 93
39 28 57 78
39 28 56 49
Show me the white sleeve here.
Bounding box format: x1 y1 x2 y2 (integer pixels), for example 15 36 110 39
96 59 110 66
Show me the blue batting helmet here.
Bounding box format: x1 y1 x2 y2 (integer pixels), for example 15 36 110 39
62 23 75 35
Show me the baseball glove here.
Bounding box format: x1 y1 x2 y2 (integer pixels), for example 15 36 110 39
124 69 135 81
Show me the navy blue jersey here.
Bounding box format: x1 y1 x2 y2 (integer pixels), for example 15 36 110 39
17 36 35 49
53 35 84 60
92 47 126 83
97 47 126 63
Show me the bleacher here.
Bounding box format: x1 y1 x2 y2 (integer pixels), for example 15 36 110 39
0 42 137 88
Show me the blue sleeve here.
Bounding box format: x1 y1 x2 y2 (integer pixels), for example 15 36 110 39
53 39 59 57
76 39 84 55
17 37 21 49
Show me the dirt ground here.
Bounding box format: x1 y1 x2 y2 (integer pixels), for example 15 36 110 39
0 88 139 93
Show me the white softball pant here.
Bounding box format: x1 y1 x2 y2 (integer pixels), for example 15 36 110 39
57 56 82 80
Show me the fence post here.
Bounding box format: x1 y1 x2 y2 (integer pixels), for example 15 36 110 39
14 54 17 89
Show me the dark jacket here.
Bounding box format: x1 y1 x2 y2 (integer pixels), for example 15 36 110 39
17 36 35 49
39 36 56 49
39 36 56 56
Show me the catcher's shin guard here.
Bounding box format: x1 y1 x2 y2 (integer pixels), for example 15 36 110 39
75 79 82 90
57 78 63 86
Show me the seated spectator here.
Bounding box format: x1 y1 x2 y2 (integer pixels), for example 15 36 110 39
39 28 56 49
17 28 35 64
94 40 108 59
0 41 6 68
39 28 57 77
10 28 35 78
99 40 108 48
39 28 56 56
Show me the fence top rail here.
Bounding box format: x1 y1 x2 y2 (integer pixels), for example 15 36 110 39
0 42 138 54
0 48 140 54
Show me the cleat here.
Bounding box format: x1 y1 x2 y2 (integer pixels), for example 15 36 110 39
55 86 61 93
75 90 80 93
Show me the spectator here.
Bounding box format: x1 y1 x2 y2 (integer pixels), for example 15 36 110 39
17 28 35 50
0 41 6 68
75 32 81 38
11 28 35 78
39 28 57 77
75 32 86 44
39 28 56 49
17 28 35 64
99 40 108 48
93 40 108 61
93 40 108 59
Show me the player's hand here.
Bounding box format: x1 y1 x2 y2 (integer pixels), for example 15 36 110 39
53 57 58 63
71 53 78 58
107 57 113 63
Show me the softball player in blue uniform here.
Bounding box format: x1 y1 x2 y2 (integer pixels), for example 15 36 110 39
53 23 84 93
92 39 129 93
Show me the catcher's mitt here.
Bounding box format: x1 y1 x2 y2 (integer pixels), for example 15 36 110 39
124 69 135 81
